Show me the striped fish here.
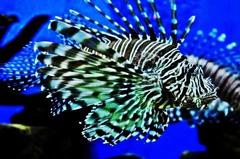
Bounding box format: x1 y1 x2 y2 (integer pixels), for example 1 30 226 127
34 0 217 144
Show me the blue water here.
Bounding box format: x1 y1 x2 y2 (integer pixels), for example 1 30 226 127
0 0 239 158
0 105 24 123
92 121 205 159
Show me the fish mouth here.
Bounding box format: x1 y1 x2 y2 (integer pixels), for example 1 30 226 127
198 92 218 109
201 91 218 105
181 91 218 109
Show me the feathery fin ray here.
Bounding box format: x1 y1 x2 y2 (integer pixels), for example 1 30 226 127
35 0 217 145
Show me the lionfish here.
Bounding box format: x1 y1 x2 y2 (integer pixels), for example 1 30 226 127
35 0 219 144
0 1 237 146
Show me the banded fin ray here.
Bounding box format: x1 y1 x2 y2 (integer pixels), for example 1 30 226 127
35 40 170 144
170 0 178 44
104 0 139 37
167 99 233 125
83 0 130 36
60 0 195 45
63 10 127 40
147 0 167 41
48 20 128 62
0 43 41 91
183 29 239 74
34 0 219 145
133 0 156 39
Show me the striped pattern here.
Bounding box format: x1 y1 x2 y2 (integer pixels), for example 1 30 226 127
108 38 217 107
183 29 240 109
134 0 156 39
147 0 167 41
167 29 240 125
35 41 172 144
188 55 240 108
170 0 178 44
35 0 217 144
167 98 232 125
167 55 239 125
0 43 41 91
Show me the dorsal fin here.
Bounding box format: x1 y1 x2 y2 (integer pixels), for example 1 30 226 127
105 0 139 38
133 0 156 40
83 0 129 36
56 16 110 42
178 16 196 46
147 0 167 41
124 0 148 38
68 10 127 39
170 0 178 44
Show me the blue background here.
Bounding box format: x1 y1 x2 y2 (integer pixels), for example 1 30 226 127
0 0 239 158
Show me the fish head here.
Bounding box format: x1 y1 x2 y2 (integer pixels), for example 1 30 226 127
182 66 218 109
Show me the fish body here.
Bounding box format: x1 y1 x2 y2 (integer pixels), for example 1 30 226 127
34 0 217 144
